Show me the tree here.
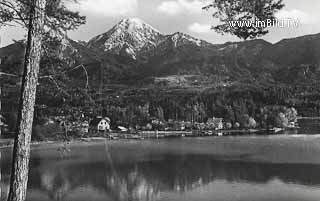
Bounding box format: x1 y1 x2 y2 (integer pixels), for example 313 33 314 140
156 106 165 121
285 107 298 123
276 112 289 128
248 117 257 128
0 0 85 33
203 0 284 40
239 114 250 128
0 1 85 201
225 122 232 129
6 1 47 200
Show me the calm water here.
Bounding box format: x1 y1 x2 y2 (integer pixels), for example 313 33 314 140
2 134 320 201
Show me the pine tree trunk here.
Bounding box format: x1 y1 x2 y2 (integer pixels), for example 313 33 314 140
7 0 46 201
0 86 2 137
0 36 2 137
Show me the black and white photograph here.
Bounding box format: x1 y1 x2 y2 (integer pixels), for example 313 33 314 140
1 0 320 201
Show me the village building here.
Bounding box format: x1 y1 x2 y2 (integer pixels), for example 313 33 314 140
80 121 89 133
0 114 8 134
90 116 111 132
206 117 224 130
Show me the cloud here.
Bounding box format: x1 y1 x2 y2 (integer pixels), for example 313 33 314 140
188 22 211 33
157 1 181 15
276 9 318 25
157 0 209 15
67 0 138 17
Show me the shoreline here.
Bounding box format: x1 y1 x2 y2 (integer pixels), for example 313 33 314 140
0 138 108 149
0 127 302 149
0 131 316 150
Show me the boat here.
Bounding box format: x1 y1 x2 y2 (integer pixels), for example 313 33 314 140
248 129 259 133
270 128 284 133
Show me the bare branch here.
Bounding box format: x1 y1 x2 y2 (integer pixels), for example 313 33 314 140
39 63 90 89
80 64 89 90
47 75 71 97
0 71 19 77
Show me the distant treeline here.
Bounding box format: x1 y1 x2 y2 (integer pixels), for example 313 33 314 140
2 81 320 131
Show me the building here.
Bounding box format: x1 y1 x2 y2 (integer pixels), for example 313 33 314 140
206 117 224 130
0 114 7 134
90 116 111 132
80 121 89 133
214 118 224 130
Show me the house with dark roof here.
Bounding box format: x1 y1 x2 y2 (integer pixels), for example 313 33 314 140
90 116 111 132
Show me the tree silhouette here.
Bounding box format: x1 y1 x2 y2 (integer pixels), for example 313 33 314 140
203 0 284 40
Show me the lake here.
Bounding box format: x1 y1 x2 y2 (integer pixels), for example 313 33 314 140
2 134 320 201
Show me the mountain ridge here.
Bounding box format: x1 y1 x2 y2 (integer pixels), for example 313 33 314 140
1 18 320 85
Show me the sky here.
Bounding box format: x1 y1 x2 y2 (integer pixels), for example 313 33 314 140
1 0 320 47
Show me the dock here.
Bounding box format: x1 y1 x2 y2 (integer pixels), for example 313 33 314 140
138 131 193 138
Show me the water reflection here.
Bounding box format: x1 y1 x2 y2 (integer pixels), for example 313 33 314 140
2 140 320 201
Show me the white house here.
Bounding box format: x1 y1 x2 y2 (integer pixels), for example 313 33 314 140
90 116 111 132
98 119 110 131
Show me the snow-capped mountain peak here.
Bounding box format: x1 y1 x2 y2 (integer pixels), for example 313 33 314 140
87 18 164 59
117 18 161 34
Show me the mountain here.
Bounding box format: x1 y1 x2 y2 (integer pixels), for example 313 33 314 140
263 33 320 83
87 18 164 60
2 18 320 87
86 18 212 61
264 33 320 68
